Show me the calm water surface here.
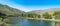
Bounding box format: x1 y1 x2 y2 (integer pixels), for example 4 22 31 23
13 18 52 26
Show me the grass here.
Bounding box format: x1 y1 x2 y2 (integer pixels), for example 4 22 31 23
26 17 60 22
0 17 12 26
0 18 3 24
4 23 12 26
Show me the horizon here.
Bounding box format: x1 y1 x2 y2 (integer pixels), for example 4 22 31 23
0 0 60 12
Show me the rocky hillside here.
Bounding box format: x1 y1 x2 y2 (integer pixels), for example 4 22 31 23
0 4 25 16
28 8 60 14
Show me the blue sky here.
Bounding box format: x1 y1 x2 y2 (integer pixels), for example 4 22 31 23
0 0 60 12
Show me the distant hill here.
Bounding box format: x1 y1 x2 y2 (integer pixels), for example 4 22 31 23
0 4 25 16
27 8 60 14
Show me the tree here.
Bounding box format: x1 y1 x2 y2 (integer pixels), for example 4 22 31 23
38 15 41 18
27 13 34 18
26 13 41 18
53 11 60 16
53 11 60 19
43 12 52 19
0 13 7 19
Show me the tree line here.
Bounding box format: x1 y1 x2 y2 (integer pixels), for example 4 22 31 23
0 11 60 21
20 11 60 19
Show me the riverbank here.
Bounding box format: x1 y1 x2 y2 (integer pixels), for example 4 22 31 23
26 18 60 22
0 18 12 26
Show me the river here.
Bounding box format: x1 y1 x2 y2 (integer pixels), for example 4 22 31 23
12 18 52 26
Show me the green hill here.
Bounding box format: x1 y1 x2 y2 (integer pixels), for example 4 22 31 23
0 4 25 16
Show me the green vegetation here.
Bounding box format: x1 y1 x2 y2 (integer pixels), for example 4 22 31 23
43 12 52 19
53 11 60 16
0 15 12 26
0 4 25 16
53 11 60 19
26 13 41 18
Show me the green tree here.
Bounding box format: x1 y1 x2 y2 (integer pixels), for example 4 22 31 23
53 11 60 19
38 15 41 18
43 12 52 19
26 13 41 18
53 11 60 16
27 13 33 18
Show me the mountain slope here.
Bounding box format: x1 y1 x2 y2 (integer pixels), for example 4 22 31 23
0 4 25 16
28 8 60 14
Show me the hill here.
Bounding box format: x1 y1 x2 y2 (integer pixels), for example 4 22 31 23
0 4 25 16
27 8 60 14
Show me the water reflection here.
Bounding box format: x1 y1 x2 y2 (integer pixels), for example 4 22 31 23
13 18 52 26
43 21 52 26
55 22 60 26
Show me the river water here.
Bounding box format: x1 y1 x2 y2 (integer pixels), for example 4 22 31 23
12 18 52 26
